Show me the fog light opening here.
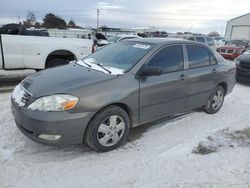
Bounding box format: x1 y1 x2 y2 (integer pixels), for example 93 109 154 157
38 134 62 141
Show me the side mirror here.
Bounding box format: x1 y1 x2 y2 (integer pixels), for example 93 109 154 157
140 65 161 77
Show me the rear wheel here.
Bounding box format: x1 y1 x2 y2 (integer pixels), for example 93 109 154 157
203 86 225 114
85 106 130 152
46 58 68 68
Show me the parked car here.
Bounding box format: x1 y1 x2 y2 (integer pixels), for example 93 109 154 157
0 23 49 36
217 39 250 60
213 36 226 49
0 25 92 70
11 38 236 152
107 34 141 43
235 49 250 82
92 32 109 53
185 35 216 49
92 34 140 53
93 33 109 47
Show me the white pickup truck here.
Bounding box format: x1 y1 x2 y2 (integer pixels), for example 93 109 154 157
0 25 92 70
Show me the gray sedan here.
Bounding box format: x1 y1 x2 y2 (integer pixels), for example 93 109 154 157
11 38 236 152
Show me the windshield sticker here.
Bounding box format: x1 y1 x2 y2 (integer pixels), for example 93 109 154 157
133 44 151 50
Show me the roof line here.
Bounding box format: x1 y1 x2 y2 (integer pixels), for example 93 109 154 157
229 13 250 21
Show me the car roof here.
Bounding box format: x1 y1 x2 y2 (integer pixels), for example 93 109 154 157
126 37 206 46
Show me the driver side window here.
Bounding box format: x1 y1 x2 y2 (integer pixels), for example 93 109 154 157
147 45 184 73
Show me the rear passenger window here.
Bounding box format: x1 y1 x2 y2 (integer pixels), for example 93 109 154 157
186 45 210 68
148 45 183 73
210 54 217 65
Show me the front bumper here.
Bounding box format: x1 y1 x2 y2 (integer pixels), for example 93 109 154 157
221 53 241 61
11 99 95 146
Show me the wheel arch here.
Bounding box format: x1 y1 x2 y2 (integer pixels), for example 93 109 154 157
45 49 77 68
217 82 228 94
82 102 134 145
96 102 133 127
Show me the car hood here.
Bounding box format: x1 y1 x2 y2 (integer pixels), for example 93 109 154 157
22 63 116 98
237 52 250 63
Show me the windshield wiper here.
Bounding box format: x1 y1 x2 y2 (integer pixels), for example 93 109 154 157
96 63 112 74
82 60 92 68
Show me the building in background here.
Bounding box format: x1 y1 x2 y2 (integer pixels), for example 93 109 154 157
225 13 250 40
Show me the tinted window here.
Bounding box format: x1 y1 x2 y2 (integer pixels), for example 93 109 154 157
227 40 249 47
206 37 215 46
187 45 210 68
148 45 183 73
196 37 206 43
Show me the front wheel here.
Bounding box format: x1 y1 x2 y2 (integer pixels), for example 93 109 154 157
85 106 130 152
203 86 225 114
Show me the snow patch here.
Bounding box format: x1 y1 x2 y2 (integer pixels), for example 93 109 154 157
1 84 250 187
11 84 26 107
0 148 14 161
193 127 250 155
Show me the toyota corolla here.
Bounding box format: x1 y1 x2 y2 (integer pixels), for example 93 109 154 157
11 38 236 152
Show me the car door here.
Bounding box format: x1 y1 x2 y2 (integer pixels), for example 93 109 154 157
139 45 188 123
184 44 218 109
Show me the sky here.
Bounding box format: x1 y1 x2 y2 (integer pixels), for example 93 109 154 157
0 0 249 35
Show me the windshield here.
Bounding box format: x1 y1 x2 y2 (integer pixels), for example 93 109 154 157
81 41 154 72
227 40 249 47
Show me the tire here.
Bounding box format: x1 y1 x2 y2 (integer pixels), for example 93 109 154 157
85 106 130 152
203 86 225 114
46 58 68 69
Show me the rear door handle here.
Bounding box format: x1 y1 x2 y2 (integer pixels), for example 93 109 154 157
212 68 217 73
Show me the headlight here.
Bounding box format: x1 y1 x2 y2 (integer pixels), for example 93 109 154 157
28 94 78 112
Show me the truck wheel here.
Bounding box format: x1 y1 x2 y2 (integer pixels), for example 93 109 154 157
46 58 68 68
85 106 130 152
203 86 225 114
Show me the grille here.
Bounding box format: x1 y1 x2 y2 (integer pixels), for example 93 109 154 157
12 84 32 107
220 49 235 54
220 49 226 53
227 49 235 54
21 91 32 104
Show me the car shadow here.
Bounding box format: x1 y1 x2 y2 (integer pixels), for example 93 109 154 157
129 110 196 142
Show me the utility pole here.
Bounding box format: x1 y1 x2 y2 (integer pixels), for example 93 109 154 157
97 9 100 30
18 15 21 24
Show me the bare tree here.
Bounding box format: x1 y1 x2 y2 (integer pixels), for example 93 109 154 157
208 31 220 37
26 10 36 23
